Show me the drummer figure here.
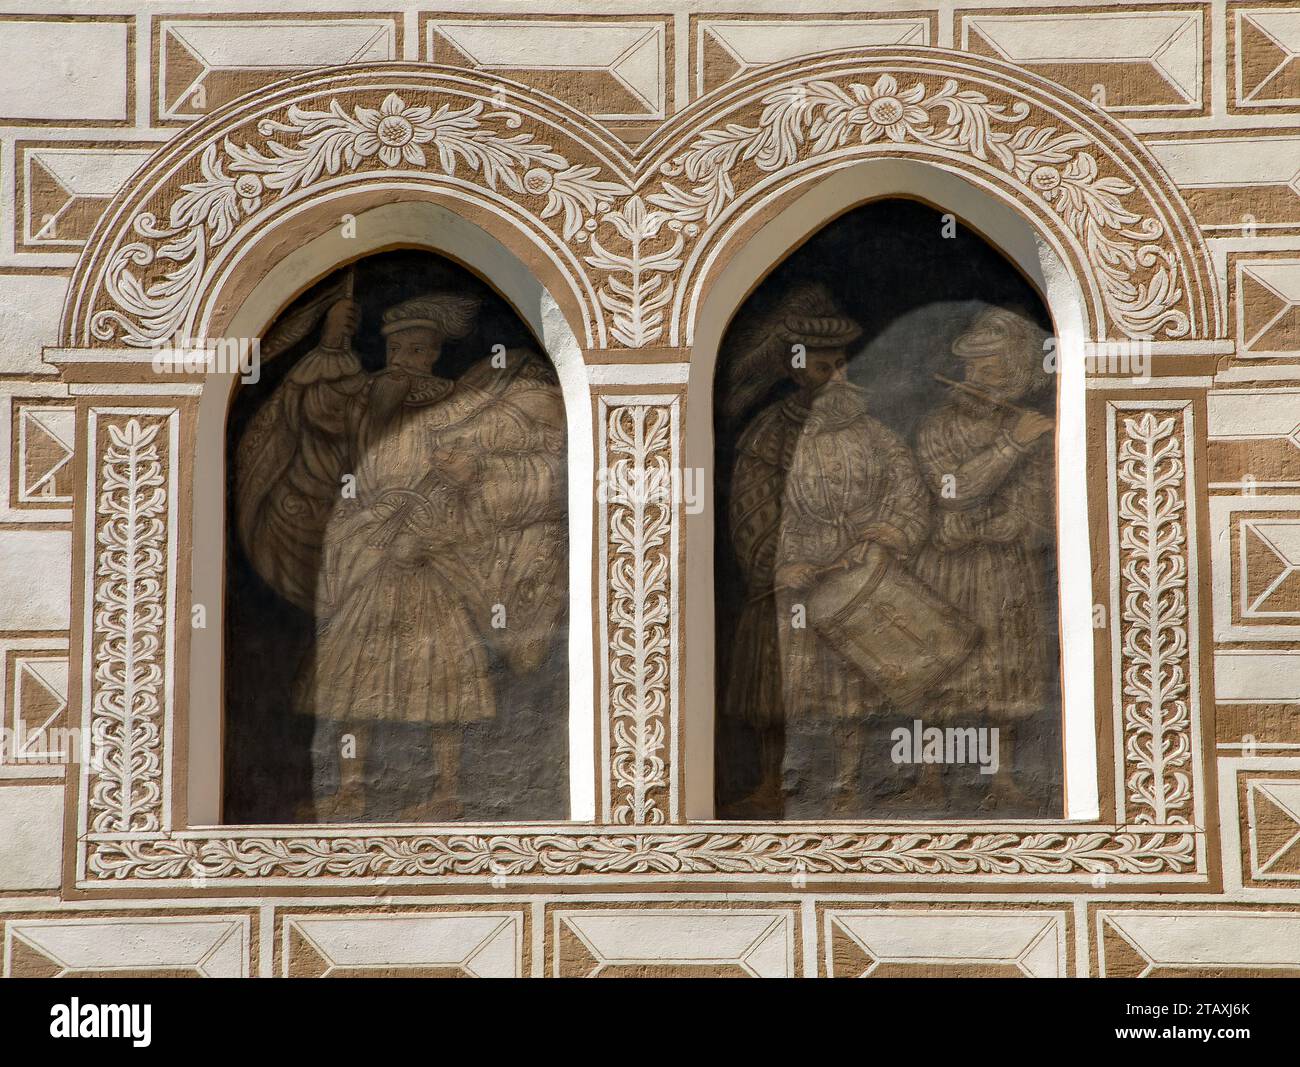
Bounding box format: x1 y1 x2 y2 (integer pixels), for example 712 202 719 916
910 306 1057 814
723 284 931 817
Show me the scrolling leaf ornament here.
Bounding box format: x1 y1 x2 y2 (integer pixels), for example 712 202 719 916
90 92 628 347
87 827 1194 881
636 74 1189 344
86 74 1191 350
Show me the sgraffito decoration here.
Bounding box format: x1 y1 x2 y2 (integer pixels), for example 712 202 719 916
62 52 1221 354
63 50 1215 887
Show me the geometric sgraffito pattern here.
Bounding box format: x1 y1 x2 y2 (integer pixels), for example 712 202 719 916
154 16 397 124
1236 259 1300 355
1239 517 1300 619
550 908 797 977
18 145 156 251
1234 6 1300 108
1246 777 1300 881
3 653 68 765
1205 390 1300 492
426 18 669 125
14 405 74 505
692 16 930 99
281 913 523 978
1097 909 1300 976
961 9 1205 114
823 909 1066 978
1149 133 1300 233
3 916 249 978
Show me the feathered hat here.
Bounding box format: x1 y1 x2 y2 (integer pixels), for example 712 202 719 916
718 283 862 424
380 292 481 339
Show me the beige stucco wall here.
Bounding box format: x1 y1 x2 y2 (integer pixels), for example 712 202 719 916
0 0 1298 978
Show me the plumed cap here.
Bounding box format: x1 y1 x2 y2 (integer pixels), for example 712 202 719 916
380 292 481 339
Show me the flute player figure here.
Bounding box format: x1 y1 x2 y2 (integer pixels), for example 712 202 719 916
910 306 1057 814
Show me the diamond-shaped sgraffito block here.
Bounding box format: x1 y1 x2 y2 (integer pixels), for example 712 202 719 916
825 911 1064 978
283 913 522 978
552 909 795 977
4 918 249 977
1248 779 1300 879
693 18 930 98
427 20 666 123
20 147 155 250
1237 260 1300 354
156 18 396 123
5 656 68 764
16 406 74 504
1098 911 1300 976
1240 518 1300 618
1237 8 1300 107
961 11 1203 113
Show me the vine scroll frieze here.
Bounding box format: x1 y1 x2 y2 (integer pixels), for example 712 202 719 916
64 55 1219 355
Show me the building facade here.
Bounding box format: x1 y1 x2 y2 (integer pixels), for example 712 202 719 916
0 0 1298 978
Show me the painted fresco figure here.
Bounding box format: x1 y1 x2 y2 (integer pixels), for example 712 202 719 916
721 284 932 817
910 306 1056 812
236 290 566 821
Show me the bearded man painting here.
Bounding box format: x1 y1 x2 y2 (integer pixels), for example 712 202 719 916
718 284 940 817
234 277 566 823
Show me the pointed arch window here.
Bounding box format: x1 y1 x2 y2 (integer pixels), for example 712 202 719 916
222 249 570 823
712 198 1069 820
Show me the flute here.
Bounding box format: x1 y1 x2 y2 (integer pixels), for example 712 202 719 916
933 373 1035 416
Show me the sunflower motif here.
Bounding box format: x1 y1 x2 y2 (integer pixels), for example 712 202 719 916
352 93 437 167
1029 165 1063 199
232 173 264 212
848 75 929 143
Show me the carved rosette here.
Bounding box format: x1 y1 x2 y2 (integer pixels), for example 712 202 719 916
1111 404 1198 826
84 412 176 836
599 398 679 825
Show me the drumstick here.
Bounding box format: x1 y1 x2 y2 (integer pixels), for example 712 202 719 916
746 555 855 604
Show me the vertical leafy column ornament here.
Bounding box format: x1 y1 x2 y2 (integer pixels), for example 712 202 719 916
1114 408 1194 825
87 416 171 834
601 399 678 824
586 196 685 348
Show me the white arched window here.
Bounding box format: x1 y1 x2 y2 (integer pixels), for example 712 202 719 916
186 201 595 825
685 161 1099 822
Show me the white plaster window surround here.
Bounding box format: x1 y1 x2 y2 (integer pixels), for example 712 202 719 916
188 167 1101 827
